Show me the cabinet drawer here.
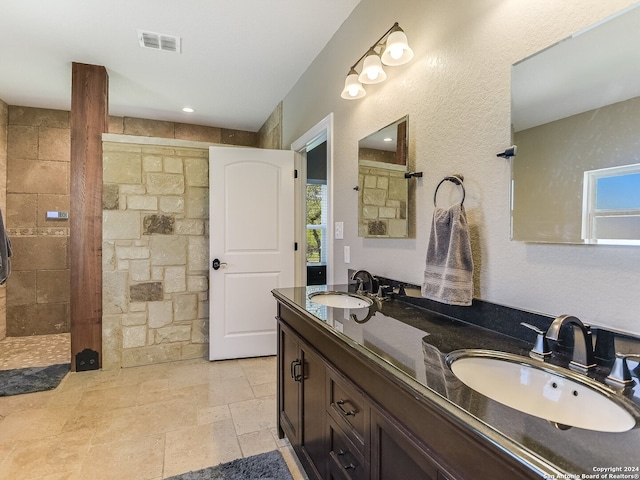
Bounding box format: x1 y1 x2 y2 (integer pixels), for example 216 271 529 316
327 370 367 448
328 417 367 480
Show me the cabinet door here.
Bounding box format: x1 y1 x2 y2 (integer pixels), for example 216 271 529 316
300 345 327 479
371 409 455 480
279 323 301 444
278 321 327 480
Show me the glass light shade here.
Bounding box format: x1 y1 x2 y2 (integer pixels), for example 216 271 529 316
341 72 366 99
358 52 387 84
381 30 414 66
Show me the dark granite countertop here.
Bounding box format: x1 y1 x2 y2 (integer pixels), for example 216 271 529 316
273 284 640 478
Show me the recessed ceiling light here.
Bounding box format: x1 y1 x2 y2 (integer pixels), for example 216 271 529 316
383 137 393 142
182 107 195 113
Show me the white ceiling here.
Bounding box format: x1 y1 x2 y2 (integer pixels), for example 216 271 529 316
0 0 360 132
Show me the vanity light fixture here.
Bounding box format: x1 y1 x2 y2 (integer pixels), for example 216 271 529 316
341 22 414 100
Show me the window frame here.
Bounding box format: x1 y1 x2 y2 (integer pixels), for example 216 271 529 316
582 162 640 245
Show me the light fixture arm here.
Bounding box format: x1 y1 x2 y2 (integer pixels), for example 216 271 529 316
348 22 401 71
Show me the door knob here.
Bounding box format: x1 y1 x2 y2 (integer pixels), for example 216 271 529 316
212 259 228 270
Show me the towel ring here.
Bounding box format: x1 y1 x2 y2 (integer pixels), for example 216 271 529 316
434 175 465 207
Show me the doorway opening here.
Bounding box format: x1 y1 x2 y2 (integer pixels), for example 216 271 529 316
305 141 328 285
291 113 334 287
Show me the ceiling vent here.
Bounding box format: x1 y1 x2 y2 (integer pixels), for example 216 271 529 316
137 30 181 53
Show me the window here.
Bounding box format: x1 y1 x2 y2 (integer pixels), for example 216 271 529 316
582 163 640 244
306 183 327 264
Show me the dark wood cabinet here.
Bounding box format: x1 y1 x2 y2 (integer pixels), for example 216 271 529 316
276 300 541 480
279 322 301 444
370 408 455 480
278 321 327 480
307 265 327 285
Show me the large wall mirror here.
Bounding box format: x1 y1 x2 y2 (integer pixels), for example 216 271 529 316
358 115 410 238
511 3 640 245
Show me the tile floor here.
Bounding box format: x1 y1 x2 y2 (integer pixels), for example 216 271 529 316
0 355 308 480
0 333 71 370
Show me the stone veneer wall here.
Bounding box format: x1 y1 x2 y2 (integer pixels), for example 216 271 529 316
257 101 282 149
107 116 258 147
358 162 408 237
102 139 211 369
0 100 7 341
3 105 258 340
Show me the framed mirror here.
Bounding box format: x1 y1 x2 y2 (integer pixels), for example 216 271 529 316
357 115 410 237
510 4 640 245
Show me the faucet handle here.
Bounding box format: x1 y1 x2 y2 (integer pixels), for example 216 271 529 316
520 322 544 335
605 352 640 388
520 323 552 360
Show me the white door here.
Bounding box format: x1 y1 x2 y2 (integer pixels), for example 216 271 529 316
209 146 295 360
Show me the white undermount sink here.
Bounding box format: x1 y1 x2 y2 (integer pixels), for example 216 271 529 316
308 291 373 309
445 349 640 433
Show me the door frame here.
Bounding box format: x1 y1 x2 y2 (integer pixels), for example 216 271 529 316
291 113 334 287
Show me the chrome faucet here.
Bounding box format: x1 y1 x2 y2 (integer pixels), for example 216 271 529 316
545 314 596 372
351 270 376 295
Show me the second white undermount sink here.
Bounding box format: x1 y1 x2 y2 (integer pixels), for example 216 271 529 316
445 349 640 433
308 291 373 309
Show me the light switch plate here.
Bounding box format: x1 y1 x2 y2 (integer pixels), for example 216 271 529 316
335 221 344 239
344 245 350 263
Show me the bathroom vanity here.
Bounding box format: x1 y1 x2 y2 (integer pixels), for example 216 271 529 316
273 285 640 480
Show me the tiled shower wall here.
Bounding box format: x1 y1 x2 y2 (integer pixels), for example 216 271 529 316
0 100 7 341
102 141 210 369
5 107 71 336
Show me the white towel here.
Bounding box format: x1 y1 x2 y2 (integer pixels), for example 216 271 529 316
421 203 473 306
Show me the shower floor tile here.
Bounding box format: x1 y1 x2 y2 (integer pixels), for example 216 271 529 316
0 333 70 370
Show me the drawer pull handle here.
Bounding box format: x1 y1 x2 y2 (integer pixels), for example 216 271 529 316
336 399 356 416
337 450 356 470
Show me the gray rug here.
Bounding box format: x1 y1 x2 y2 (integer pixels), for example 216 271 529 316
0 363 70 396
165 450 293 480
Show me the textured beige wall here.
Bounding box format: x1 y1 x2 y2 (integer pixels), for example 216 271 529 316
281 0 640 334
0 99 7 341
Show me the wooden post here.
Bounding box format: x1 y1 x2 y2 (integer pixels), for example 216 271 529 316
395 120 407 166
70 63 108 371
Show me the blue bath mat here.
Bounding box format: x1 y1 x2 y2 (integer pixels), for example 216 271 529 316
165 450 294 480
0 363 70 396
